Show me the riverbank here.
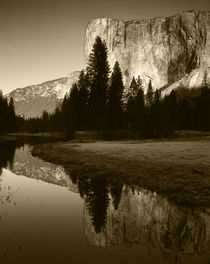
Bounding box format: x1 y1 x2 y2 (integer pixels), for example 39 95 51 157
0 132 66 144
0 135 18 142
32 137 210 209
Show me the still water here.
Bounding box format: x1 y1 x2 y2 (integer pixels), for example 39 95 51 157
0 141 210 263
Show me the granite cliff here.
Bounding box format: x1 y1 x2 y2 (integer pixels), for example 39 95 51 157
8 10 210 117
85 10 210 93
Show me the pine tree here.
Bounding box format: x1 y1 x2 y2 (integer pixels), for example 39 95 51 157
86 36 109 129
51 107 62 132
0 90 4 134
127 77 138 128
143 81 156 137
41 110 49 132
61 93 69 131
166 90 179 129
0 92 17 134
154 89 160 105
127 77 138 99
7 97 17 132
127 76 145 129
69 83 79 131
135 76 145 129
107 61 124 129
60 83 80 136
146 79 154 108
197 71 210 130
151 89 164 136
77 70 89 130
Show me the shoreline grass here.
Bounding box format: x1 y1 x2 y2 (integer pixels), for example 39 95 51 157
32 138 210 209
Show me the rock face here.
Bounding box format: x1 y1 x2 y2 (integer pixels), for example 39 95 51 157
7 71 80 118
84 186 210 258
84 10 210 93
7 10 210 118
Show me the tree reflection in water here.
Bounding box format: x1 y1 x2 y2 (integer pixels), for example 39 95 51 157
0 141 210 263
69 167 210 262
70 171 124 233
0 142 19 175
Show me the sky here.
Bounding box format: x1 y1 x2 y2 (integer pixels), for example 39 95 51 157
0 0 209 94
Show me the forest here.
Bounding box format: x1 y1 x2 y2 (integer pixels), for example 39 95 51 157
0 91 16 134
1 36 210 138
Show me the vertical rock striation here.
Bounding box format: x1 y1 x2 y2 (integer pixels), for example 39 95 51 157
84 11 210 92
84 186 210 258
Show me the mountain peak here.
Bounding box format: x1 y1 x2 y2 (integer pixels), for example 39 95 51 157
8 71 80 118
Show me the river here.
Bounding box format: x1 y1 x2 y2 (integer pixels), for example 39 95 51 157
0 140 209 263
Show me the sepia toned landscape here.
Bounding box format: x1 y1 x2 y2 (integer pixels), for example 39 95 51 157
1 0 210 263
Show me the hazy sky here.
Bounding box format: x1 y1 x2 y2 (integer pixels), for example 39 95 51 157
0 0 209 94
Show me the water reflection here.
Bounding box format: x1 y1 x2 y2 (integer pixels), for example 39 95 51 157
0 142 210 263
84 185 210 254
70 168 210 262
70 173 124 233
0 142 16 175
12 145 76 189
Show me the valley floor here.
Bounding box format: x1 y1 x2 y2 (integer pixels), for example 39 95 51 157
32 137 210 209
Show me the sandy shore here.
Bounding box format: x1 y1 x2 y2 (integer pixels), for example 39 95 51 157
32 139 210 208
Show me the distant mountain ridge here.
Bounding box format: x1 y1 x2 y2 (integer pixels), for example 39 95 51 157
7 71 80 118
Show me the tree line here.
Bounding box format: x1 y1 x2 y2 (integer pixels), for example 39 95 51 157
1 36 210 137
0 91 16 134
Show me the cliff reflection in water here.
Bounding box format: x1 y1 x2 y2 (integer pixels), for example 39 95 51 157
1 142 210 262
71 172 210 258
0 141 77 191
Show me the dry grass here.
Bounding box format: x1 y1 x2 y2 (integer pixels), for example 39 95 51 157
32 138 210 209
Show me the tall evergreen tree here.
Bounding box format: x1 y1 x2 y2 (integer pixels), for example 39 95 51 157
127 77 138 128
146 79 154 107
151 89 165 136
52 107 62 131
41 110 49 132
0 92 17 134
68 83 79 131
127 76 138 99
135 76 145 129
197 71 210 130
87 36 109 129
143 81 156 137
61 94 70 132
165 90 179 130
127 76 145 129
7 97 17 132
77 70 89 130
107 61 124 129
0 90 5 134
60 83 80 135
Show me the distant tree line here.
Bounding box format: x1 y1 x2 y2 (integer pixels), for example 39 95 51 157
0 91 16 134
7 36 210 138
